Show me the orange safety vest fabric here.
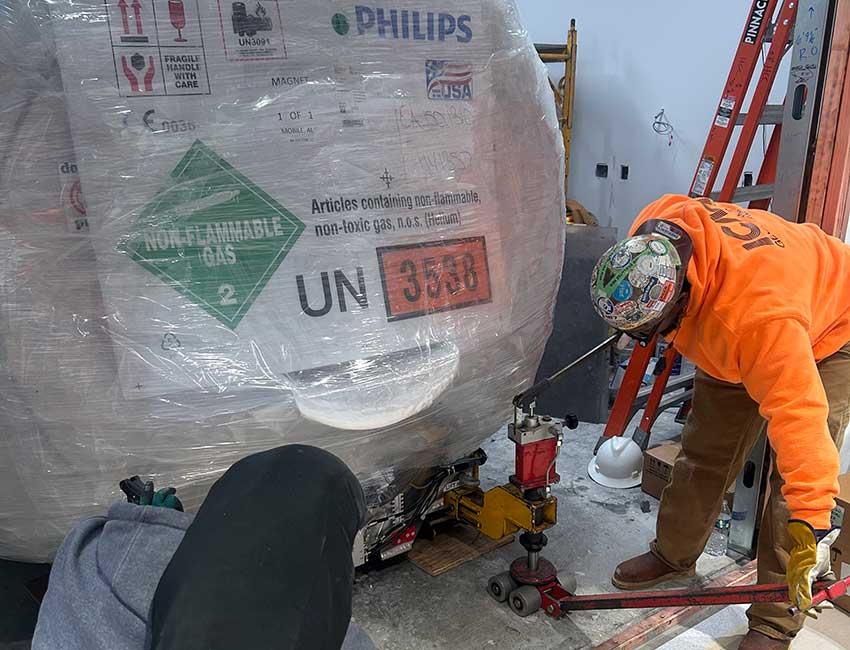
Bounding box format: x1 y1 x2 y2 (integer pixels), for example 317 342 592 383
630 194 850 529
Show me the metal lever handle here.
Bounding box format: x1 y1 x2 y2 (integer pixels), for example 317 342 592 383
512 334 619 408
788 575 850 616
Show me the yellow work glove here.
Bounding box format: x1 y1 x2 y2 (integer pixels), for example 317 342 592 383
787 520 841 612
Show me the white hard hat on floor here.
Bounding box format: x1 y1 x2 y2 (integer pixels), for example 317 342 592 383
587 436 643 489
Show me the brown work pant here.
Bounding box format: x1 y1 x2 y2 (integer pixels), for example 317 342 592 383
651 341 850 642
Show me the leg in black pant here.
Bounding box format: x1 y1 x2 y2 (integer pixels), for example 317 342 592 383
146 445 366 650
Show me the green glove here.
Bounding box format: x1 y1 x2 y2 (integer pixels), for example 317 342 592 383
152 487 184 511
140 485 184 511
137 480 155 506
787 520 840 612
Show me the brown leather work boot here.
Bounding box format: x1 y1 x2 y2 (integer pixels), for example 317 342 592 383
612 551 695 590
737 630 790 649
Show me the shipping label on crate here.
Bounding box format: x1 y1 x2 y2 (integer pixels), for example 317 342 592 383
122 140 305 329
376 236 492 321
49 0 502 398
105 0 212 96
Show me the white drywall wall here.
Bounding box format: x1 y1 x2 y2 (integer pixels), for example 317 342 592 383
515 1 787 235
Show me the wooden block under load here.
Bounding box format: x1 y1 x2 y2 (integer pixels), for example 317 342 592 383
408 525 514 577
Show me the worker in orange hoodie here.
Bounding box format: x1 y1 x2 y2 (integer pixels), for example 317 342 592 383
590 194 849 650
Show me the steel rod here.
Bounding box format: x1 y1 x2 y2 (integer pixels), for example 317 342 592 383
559 579 850 612
513 334 618 407
546 333 619 385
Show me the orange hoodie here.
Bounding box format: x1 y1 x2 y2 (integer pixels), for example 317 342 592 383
630 194 850 529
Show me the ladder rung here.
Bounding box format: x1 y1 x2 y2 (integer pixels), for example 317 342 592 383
762 20 776 44
735 104 784 126
710 183 774 203
761 29 793 45
634 372 695 404
535 43 569 55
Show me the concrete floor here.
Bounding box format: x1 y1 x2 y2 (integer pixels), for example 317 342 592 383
655 604 850 649
352 412 740 649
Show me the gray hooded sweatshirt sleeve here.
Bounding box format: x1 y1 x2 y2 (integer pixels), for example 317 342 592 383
32 502 374 649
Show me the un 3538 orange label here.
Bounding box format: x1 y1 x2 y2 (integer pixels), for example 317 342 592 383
376 236 492 321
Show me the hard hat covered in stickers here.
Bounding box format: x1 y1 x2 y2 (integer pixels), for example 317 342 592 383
590 233 686 337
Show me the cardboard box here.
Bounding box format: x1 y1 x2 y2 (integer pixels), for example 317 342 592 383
642 442 682 500
830 473 850 613
641 442 736 505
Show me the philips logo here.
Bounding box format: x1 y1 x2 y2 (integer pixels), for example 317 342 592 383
333 6 473 43
426 60 473 100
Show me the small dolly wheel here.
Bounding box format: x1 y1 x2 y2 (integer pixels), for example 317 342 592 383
509 585 542 617
487 572 517 603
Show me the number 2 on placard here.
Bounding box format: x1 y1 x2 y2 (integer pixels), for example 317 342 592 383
218 283 238 306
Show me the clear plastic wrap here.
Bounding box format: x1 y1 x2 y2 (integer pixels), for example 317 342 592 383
0 0 565 561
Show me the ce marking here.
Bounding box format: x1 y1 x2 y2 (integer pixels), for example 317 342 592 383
143 109 157 132
142 110 197 134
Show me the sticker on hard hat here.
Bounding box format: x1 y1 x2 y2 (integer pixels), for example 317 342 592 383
637 255 658 275
612 280 632 301
597 297 614 316
646 300 665 312
611 249 631 269
657 264 677 280
625 239 646 254
628 268 649 288
649 240 667 255
653 220 682 241
614 300 640 321
646 280 662 301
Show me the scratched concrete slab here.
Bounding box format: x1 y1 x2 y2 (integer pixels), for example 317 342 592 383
352 412 739 649
652 604 850 650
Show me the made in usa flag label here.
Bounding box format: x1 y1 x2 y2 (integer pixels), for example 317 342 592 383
426 60 473 101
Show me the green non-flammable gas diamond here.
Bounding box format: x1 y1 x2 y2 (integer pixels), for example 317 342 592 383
123 140 304 329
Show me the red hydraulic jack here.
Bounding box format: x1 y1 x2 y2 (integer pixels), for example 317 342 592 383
487 336 850 619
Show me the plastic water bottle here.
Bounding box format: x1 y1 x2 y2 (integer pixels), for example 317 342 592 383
706 502 732 557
